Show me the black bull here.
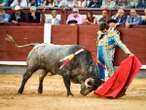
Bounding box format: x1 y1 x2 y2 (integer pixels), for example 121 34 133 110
16 43 103 96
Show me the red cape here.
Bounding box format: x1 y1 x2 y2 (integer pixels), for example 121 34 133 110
95 56 142 98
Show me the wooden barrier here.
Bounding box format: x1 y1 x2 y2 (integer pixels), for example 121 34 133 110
0 24 43 61
78 25 98 60
115 26 146 65
52 25 78 44
0 24 146 65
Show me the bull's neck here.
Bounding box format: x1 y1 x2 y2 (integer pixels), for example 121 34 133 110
76 75 84 84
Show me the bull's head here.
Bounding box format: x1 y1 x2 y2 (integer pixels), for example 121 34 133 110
80 62 103 96
80 77 103 96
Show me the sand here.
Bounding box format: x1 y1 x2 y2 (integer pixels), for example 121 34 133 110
0 74 146 110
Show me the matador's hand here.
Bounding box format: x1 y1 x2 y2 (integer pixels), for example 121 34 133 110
129 53 134 56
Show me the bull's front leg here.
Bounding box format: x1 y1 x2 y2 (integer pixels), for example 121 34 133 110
62 72 73 96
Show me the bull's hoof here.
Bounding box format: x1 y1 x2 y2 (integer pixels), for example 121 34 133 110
38 90 43 94
38 86 43 94
68 95 73 97
18 89 23 94
17 92 22 94
67 93 74 97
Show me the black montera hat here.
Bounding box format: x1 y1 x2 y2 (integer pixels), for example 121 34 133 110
67 20 78 24
107 19 118 24
99 22 109 31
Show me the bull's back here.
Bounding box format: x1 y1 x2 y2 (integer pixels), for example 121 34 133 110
37 43 81 58
27 43 81 72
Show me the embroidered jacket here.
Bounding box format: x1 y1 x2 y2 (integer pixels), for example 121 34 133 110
97 28 131 56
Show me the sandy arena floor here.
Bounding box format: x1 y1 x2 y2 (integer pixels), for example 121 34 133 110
0 74 146 110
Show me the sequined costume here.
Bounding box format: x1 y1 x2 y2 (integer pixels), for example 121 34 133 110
97 28 131 80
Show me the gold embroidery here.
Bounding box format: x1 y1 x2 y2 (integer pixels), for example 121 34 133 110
108 31 116 37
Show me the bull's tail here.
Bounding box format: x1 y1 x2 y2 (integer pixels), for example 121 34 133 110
5 34 38 48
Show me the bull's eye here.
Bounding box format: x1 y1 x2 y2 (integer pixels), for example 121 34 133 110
88 81 92 86
86 82 92 89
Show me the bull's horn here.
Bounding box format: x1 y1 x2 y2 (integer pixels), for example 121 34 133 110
85 78 94 88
